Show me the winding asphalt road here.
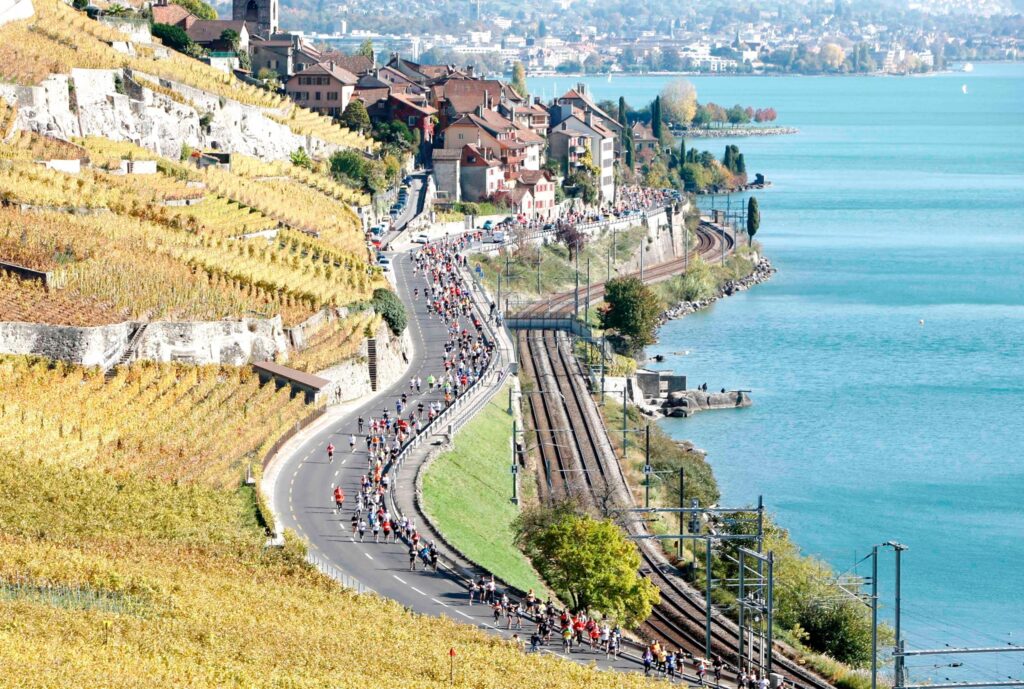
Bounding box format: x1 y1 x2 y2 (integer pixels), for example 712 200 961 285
268 249 663 675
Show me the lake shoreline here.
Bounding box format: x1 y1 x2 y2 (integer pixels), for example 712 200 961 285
659 254 776 324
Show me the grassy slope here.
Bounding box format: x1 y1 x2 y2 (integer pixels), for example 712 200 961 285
421 384 547 596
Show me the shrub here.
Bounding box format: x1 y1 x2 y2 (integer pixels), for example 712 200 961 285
371 288 406 335
151 23 194 54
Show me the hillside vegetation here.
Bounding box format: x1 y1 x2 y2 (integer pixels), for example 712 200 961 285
0 352 669 688
0 0 373 150
0 134 383 326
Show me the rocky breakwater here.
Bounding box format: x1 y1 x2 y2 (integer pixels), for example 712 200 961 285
659 389 752 418
662 256 776 322
685 126 798 139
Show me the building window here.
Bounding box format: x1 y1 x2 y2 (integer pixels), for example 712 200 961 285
327 92 338 101
407 116 418 126
315 92 321 101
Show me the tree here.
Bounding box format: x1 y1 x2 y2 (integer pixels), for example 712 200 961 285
821 43 846 70
617 96 628 128
515 503 659 625
151 23 195 54
174 0 217 20
659 79 697 125
357 39 374 61
329 150 367 184
746 196 760 246
510 62 528 99
537 19 547 37
650 96 663 139
372 288 407 335
340 99 371 134
726 104 751 126
556 223 585 258
220 29 240 53
601 276 661 351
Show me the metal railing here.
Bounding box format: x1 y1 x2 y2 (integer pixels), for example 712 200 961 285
306 551 374 595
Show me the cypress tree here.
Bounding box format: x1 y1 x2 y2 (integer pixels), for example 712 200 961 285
680 137 686 164
747 196 760 246
736 153 746 175
651 96 663 139
618 96 628 128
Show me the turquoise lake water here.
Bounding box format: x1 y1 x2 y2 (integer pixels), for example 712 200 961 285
531 65 1024 678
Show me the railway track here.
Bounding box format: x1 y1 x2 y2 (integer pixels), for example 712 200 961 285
515 220 734 318
517 330 834 689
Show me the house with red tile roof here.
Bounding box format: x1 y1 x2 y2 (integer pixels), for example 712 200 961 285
285 60 358 117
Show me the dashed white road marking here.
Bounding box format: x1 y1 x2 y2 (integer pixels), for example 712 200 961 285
411 586 426 596
392 575 407 584
364 553 373 560
457 610 472 619
431 598 449 608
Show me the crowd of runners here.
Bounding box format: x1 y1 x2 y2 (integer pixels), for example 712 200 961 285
315 231 764 687
329 232 496 567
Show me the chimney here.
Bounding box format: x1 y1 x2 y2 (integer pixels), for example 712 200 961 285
577 82 586 95
586 110 594 127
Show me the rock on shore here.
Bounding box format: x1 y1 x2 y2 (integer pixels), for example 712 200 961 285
661 256 776 322
661 389 752 417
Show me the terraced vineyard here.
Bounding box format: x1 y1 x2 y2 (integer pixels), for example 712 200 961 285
0 356 310 488
0 0 375 151
289 310 381 373
0 133 384 326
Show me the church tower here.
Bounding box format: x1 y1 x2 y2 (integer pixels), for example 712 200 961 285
233 0 278 38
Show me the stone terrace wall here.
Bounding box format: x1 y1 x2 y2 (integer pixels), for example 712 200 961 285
0 67 349 162
0 316 287 367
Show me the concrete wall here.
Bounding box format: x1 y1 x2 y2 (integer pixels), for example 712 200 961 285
0 316 287 367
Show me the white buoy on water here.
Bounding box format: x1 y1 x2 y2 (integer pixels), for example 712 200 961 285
962 84 968 95
919 319 925 326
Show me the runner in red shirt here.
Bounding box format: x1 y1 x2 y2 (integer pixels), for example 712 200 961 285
326 443 335 462
333 485 345 511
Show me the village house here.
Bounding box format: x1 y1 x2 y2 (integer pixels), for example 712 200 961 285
548 111 616 203
630 121 659 166
285 60 358 116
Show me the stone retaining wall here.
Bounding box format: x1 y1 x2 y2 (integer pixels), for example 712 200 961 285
0 316 287 367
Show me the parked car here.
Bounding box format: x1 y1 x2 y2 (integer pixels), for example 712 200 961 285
491 230 506 243
376 254 391 266
483 220 494 230
412 233 429 244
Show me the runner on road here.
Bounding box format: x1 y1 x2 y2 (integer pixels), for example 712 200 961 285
333 485 345 512
326 443 334 462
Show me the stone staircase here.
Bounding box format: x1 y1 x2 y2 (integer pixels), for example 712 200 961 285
367 337 378 391
104 322 148 379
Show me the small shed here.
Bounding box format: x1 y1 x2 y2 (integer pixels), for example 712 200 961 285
252 360 332 404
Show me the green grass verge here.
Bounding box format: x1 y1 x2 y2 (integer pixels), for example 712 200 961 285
421 384 548 595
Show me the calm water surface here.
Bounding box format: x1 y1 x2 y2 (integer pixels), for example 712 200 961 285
533 66 1024 677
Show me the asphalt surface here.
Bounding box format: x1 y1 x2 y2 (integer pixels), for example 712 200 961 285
269 247 669 677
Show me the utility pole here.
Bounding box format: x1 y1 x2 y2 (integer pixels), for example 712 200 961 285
640 236 645 282
705 534 713 659
643 424 651 508
871 545 879 689
677 467 685 558
585 258 591 327
511 419 519 504
536 254 541 295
